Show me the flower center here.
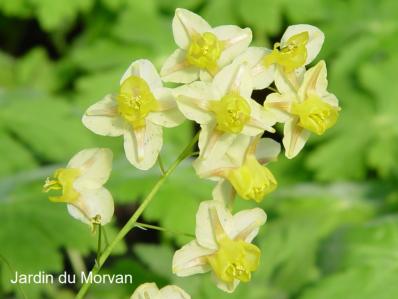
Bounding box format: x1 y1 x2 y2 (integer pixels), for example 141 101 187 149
290 95 339 135
186 32 223 75
209 93 251 134
43 168 81 203
207 235 261 283
262 31 309 73
226 156 277 202
117 76 158 128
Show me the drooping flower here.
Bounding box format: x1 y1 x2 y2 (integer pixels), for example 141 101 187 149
232 24 324 90
265 60 340 158
173 200 266 293
194 135 280 204
43 148 114 226
174 62 276 163
82 59 185 170
161 8 252 83
130 283 190 299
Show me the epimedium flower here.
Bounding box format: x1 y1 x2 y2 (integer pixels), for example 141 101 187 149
43 148 114 226
173 200 266 293
82 59 185 170
232 24 324 90
265 60 340 159
131 283 190 299
174 62 276 163
160 8 252 83
194 135 281 204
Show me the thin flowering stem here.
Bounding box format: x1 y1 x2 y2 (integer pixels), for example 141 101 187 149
135 222 195 239
95 224 102 267
75 131 199 299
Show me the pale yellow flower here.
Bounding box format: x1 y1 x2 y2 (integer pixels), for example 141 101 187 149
82 59 185 170
173 200 266 293
265 60 340 158
43 148 114 226
130 283 190 299
174 62 276 163
161 8 252 83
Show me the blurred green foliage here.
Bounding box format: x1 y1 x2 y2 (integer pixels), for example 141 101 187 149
0 0 397 298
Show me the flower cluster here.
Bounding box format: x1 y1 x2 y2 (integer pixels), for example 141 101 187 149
43 8 340 297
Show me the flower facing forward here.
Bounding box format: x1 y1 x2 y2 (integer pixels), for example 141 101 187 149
161 8 252 83
43 148 114 226
173 200 266 292
82 59 185 170
194 135 280 204
265 60 340 158
232 24 324 90
131 283 190 299
175 62 276 162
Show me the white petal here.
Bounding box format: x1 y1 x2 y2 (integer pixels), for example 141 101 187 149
131 283 159 299
212 63 253 99
82 95 126 137
274 67 299 94
174 81 214 124
123 122 163 170
193 134 250 178
120 59 162 90
172 240 213 277
255 138 281 164
323 92 339 107
198 123 237 162
213 275 240 293
298 60 328 100
228 208 267 242
68 187 114 225
264 92 293 123
68 148 113 189
243 99 276 135
213 25 252 67
158 286 191 299
282 118 311 159
195 200 232 250
160 49 199 83
212 180 235 210
281 24 324 65
147 88 185 128
172 8 212 49
233 47 275 90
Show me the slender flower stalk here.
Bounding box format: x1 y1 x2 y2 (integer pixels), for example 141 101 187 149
75 132 199 299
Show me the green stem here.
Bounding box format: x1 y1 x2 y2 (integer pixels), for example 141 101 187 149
135 222 195 239
0 254 28 299
95 224 102 267
75 132 199 299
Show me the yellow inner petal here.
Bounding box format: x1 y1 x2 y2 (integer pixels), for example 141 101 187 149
291 95 339 135
207 235 261 283
209 93 251 134
117 76 158 128
226 155 277 202
186 32 224 75
43 168 81 203
263 31 309 73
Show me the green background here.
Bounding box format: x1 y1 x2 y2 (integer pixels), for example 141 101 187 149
1 0 397 298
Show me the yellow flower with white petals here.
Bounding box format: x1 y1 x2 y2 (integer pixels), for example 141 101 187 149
194 136 280 204
131 283 190 299
161 8 252 83
82 59 185 170
174 63 276 163
43 148 114 226
232 24 324 90
265 60 340 159
173 200 266 293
